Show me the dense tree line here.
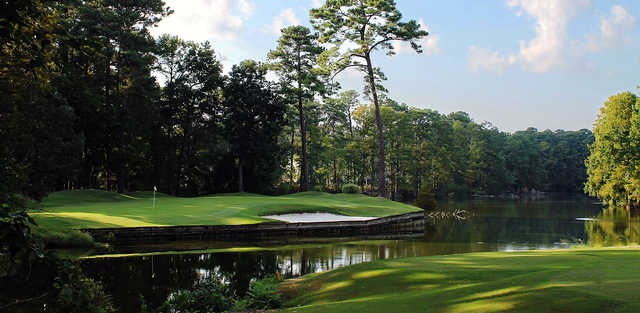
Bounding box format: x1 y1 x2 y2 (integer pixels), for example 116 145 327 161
2 0 288 199
295 95 594 200
1 0 594 203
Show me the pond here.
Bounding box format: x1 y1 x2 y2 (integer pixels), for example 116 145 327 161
77 194 639 312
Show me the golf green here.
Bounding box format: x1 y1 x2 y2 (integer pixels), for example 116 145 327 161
29 189 420 231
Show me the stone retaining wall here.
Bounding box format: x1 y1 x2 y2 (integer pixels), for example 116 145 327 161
81 211 425 243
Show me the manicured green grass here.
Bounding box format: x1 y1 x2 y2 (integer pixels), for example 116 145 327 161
280 247 640 313
29 189 420 232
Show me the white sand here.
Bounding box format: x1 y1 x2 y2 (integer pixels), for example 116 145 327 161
263 212 377 223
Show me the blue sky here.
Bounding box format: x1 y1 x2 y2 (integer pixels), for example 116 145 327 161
151 0 639 132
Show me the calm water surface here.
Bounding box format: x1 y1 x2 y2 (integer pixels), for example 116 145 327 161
79 194 639 312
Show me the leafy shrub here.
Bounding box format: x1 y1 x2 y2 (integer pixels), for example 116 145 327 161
396 188 415 202
277 182 291 195
341 183 361 194
312 185 325 192
51 260 115 313
104 232 116 243
230 298 251 312
0 206 41 278
0 202 113 313
416 186 437 211
158 275 233 313
33 227 95 248
157 275 282 313
245 276 282 310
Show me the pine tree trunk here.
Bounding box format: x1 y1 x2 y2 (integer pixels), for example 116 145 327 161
365 53 385 197
237 157 244 192
297 49 309 191
333 158 337 190
394 142 399 200
290 125 295 185
347 109 355 183
298 96 308 191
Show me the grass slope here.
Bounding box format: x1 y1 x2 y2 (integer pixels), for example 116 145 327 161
29 189 420 231
280 248 640 313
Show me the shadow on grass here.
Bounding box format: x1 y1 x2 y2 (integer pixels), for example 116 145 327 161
280 250 640 313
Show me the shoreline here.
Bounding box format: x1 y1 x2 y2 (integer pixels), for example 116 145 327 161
79 211 426 243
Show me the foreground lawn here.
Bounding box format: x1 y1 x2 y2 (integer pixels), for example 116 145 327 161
29 189 420 231
280 247 640 313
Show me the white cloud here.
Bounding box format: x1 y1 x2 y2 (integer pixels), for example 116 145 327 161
238 0 255 15
509 0 590 72
310 0 323 8
585 5 636 51
468 46 516 72
469 0 591 73
151 0 255 41
392 18 440 55
266 8 301 35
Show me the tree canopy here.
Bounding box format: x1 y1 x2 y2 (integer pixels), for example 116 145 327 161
311 0 428 197
585 92 640 209
268 25 326 191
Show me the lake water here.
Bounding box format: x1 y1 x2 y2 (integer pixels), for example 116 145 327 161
78 194 640 312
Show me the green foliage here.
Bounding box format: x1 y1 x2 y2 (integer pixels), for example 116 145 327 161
277 182 292 195
0 0 83 201
339 103 594 200
585 92 640 207
230 298 251 312
104 232 116 243
158 275 282 313
155 35 224 195
268 25 328 191
159 275 233 313
138 294 150 313
0 203 113 313
1 0 595 206
0 204 43 278
342 183 361 194
311 0 429 197
222 60 288 193
310 0 429 67
245 276 282 310
32 227 95 248
313 185 326 192
51 261 115 313
3 0 284 197
415 187 436 211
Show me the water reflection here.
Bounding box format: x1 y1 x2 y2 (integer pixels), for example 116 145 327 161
78 195 640 312
585 207 640 246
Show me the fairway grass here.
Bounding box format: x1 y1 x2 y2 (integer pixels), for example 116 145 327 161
280 247 640 313
29 189 420 232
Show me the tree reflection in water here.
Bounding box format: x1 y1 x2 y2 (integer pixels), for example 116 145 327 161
586 207 640 246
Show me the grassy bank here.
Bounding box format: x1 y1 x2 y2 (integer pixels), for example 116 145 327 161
280 247 640 313
29 190 420 233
